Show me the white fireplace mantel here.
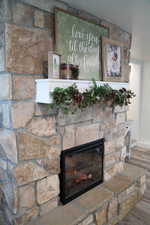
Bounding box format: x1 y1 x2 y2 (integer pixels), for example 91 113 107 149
35 79 129 104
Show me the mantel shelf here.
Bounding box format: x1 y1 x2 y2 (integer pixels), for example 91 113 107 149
35 79 129 104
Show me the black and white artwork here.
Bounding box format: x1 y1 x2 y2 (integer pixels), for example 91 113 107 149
106 44 121 77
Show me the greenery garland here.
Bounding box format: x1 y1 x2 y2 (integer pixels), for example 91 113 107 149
51 80 135 114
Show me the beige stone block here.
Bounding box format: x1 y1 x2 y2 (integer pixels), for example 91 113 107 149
92 104 106 122
27 116 56 137
57 107 93 126
104 154 119 169
104 175 132 194
63 125 75 150
107 217 119 225
114 161 124 174
34 10 45 28
104 140 116 155
126 184 136 195
116 112 126 125
37 158 60 174
140 175 146 185
34 201 86 225
108 199 118 221
58 126 65 136
11 102 34 128
122 163 146 181
139 183 146 196
76 124 99 146
5 23 52 74
0 129 17 164
17 132 54 160
15 207 39 225
120 146 127 161
118 184 136 203
18 184 35 211
104 162 124 181
119 192 138 218
100 119 115 133
116 136 125 149
79 214 94 225
74 186 113 213
137 175 146 197
45 134 61 146
37 175 59 204
12 75 41 100
47 145 61 159
13 162 48 185
0 74 11 100
39 197 58 216
104 167 116 181
95 204 107 225
35 139 61 162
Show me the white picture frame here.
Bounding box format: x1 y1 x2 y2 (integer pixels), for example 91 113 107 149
48 51 61 79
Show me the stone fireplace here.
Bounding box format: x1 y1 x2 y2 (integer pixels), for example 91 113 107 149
0 0 146 225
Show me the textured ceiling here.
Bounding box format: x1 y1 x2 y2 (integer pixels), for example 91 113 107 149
62 0 150 61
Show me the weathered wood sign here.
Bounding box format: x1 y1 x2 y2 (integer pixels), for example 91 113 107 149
55 8 109 80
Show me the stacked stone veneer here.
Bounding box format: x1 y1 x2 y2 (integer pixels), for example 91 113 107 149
29 164 146 225
0 0 132 224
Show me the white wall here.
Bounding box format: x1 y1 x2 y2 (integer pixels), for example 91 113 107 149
128 61 142 144
139 61 150 148
126 60 150 150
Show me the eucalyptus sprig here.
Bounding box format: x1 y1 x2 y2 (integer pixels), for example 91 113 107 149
51 80 135 114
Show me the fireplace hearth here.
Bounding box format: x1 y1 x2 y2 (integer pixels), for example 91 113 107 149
60 139 104 204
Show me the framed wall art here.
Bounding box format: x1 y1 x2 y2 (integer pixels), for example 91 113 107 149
123 47 130 65
55 8 109 81
102 37 129 82
48 51 61 79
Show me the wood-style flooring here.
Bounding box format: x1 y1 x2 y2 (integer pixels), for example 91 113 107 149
117 146 150 225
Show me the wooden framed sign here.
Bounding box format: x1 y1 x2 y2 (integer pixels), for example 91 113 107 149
55 8 109 81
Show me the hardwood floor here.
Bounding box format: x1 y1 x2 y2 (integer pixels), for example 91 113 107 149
118 146 150 225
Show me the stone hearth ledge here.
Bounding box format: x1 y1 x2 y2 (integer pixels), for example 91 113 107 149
28 163 146 225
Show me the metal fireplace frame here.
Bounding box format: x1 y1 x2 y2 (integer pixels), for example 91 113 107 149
60 138 104 204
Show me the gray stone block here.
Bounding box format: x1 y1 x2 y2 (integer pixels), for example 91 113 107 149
22 0 68 13
11 1 34 26
0 103 11 128
0 47 5 71
0 0 12 23
0 73 11 100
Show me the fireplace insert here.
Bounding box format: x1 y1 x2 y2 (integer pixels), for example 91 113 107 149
60 139 104 204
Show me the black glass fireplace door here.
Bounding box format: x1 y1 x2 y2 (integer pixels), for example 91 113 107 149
60 139 104 204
